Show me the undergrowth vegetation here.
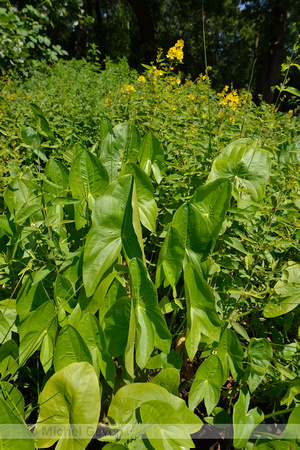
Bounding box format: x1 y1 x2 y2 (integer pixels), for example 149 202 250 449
0 41 299 450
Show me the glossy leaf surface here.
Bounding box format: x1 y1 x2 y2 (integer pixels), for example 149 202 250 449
247 338 273 393
189 354 223 414
207 138 271 201
108 382 202 435
129 258 171 369
139 131 165 183
184 264 222 359
83 175 143 296
140 400 195 449
100 122 140 181
34 362 100 449
120 163 157 232
54 324 93 372
233 385 264 449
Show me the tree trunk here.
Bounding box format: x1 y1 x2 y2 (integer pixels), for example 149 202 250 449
126 0 156 63
255 0 288 103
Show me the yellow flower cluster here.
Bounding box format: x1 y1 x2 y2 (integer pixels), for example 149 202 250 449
219 89 239 110
150 66 163 77
166 39 184 62
187 93 195 100
138 75 146 83
120 84 136 94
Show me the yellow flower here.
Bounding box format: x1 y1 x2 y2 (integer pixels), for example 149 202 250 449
176 78 181 85
138 75 146 83
229 117 235 124
121 84 136 94
202 113 207 119
288 110 293 114
219 90 239 110
155 68 163 76
167 39 184 62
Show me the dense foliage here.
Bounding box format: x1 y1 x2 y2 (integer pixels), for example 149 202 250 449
0 40 299 449
3 0 300 103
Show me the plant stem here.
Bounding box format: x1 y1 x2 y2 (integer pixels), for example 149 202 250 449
264 407 295 420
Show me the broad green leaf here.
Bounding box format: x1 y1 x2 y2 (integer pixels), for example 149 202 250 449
124 295 136 378
32 264 55 286
4 178 42 219
69 150 109 204
83 175 143 297
0 300 17 343
77 313 116 386
100 116 113 148
69 150 109 230
100 122 140 181
0 382 24 419
0 398 35 449
104 296 132 357
172 204 204 274
14 203 43 224
247 338 273 392
190 178 232 251
172 179 231 274
40 332 55 373
155 226 185 295
55 274 76 313
54 324 93 372
97 276 127 322
223 236 247 254
18 300 57 366
233 385 264 449
189 354 223 414
207 138 271 202
0 340 18 377
217 328 244 383
278 406 300 440
282 86 300 97
0 214 14 237
264 285 300 317
120 163 157 232
104 295 136 377
108 382 202 435
184 264 222 359
139 131 165 183
150 368 180 396
140 400 195 449
44 159 69 196
145 351 182 371
264 262 300 317
0 316 11 343
21 126 41 148
34 362 100 449
280 379 300 407
129 258 171 368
